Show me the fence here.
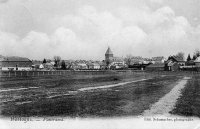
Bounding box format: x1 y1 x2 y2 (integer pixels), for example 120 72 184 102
0 69 199 78
0 70 130 78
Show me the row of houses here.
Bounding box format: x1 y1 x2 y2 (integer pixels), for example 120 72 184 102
0 56 107 71
0 48 168 71
63 61 105 70
128 56 165 65
146 55 200 71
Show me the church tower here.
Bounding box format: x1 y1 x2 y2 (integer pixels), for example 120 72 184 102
105 47 113 66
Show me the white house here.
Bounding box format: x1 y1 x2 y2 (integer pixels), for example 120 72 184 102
39 64 44 69
151 56 166 64
77 63 88 69
87 62 100 69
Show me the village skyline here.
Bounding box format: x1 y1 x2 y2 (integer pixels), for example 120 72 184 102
0 46 199 62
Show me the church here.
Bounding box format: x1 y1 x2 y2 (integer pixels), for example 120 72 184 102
105 47 125 69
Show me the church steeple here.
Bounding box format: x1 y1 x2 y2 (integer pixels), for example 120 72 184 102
105 46 113 66
105 46 113 55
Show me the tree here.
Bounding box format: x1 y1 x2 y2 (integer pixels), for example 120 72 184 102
54 56 61 67
194 49 200 58
43 58 47 64
192 54 197 60
176 52 185 61
61 60 66 70
124 54 133 66
187 54 191 61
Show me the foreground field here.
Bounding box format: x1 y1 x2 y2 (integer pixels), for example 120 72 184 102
170 75 200 117
1 71 189 117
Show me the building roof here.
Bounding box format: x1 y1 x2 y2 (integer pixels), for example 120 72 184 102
112 57 124 62
194 57 200 62
170 55 185 62
131 56 143 60
105 47 113 55
151 56 165 61
129 56 143 65
0 56 32 67
44 63 53 66
77 63 87 66
143 58 151 61
98 61 106 66
1 61 33 67
87 62 100 66
2 56 31 62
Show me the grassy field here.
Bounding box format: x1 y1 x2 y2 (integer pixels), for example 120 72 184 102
170 74 200 117
1 70 200 118
0 71 187 117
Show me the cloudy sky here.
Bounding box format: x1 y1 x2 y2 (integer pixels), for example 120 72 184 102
0 0 200 60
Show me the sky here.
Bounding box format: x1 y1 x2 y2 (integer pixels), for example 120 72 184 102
0 0 200 60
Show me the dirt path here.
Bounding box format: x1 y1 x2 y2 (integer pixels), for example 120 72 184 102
142 76 190 116
78 78 150 91
0 87 39 92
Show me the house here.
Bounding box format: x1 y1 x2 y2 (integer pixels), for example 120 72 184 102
128 57 151 70
87 62 101 69
99 61 107 69
43 63 54 70
0 56 33 71
71 62 79 70
77 63 88 69
167 55 185 66
151 56 166 64
110 57 125 69
185 60 195 66
32 60 43 70
146 63 165 71
143 58 152 64
165 55 185 71
165 60 179 71
63 60 73 69
194 57 200 71
130 56 143 65
39 64 44 69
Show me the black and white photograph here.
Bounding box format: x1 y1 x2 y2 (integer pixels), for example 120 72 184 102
0 0 200 129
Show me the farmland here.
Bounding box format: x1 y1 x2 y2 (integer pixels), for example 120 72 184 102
0 70 200 118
